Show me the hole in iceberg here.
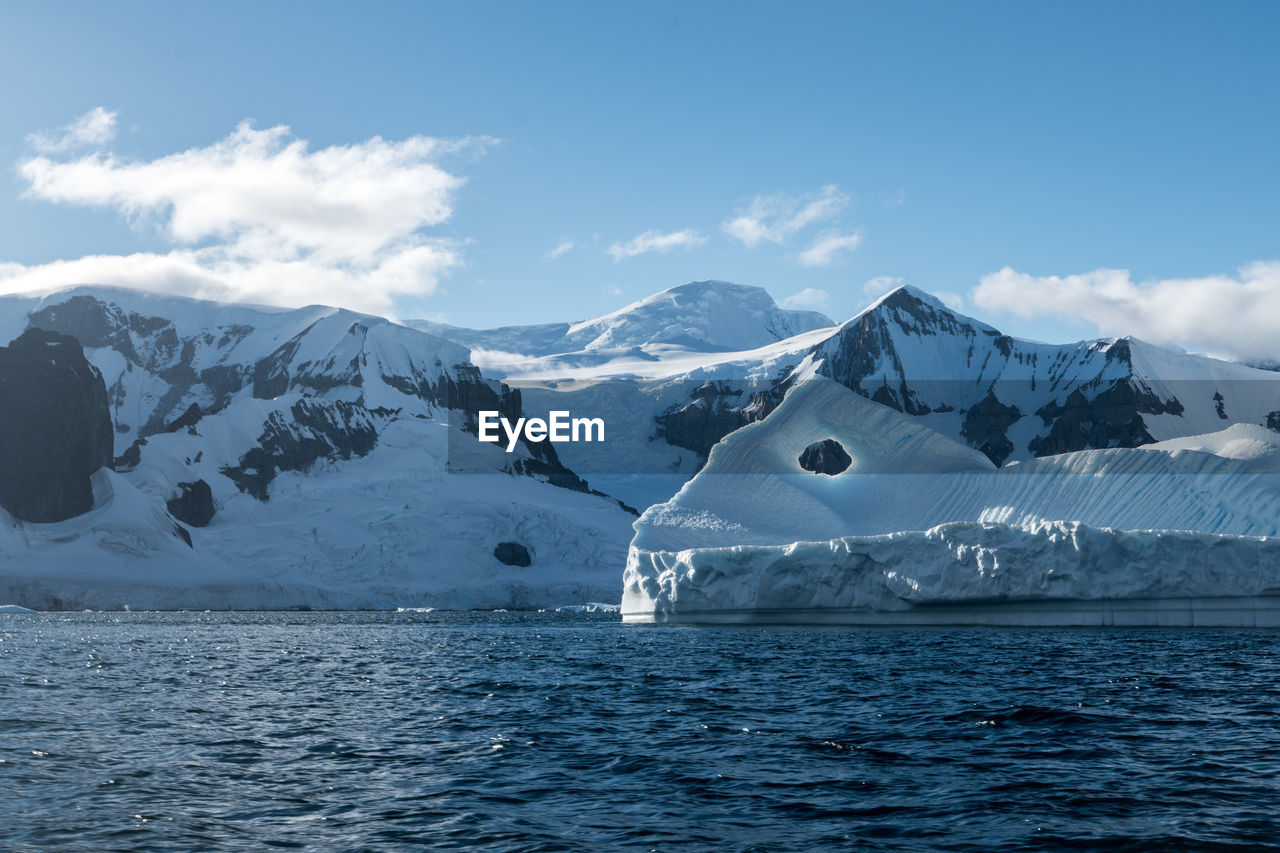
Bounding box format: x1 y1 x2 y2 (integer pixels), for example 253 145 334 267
798 439 852 475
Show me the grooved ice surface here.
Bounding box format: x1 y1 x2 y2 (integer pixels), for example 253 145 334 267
624 380 1280 622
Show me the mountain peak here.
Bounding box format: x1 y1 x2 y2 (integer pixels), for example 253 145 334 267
836 284 998 341
866 283 951 313
655 279 770 300
565 280 834 352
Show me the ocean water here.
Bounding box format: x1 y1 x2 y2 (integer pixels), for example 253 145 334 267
3 612 1279 852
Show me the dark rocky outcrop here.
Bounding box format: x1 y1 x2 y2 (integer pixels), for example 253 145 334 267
658 380 786 460
221 400 379 500
167 479 216 527
165 402 204 433
0 329 113 522
815 288 978 415
961 390 1022 466
115 437 146 471
798 439 852 475
868 377 933 415
660 382 752 459
1028 381 1178 457
28 295 248 439
28 295 173 364
445 366 522 428
493 541 532 567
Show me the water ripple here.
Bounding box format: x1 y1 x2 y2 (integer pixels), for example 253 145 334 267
2 612 1280 851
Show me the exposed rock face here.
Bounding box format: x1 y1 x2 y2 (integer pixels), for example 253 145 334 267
660 382 753 459
28 295 248 443
27 292 617 512
167 479 216 527
1028 380 1178 457
165 403 205 433
493 541 532 567
221 400 380 500
0 328 113 522
658 381 785 461
815 287 985 416
798 439 852 475
961 391 1022 466
645 287 1247 468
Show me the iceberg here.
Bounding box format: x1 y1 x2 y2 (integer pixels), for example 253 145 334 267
555 602 622 613
623 380 1280 625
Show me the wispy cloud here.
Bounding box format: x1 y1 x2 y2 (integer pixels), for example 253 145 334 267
863 275 904 299
970 262 1280 362
779 287 830 311
722 184 847 248
607 229 706 261
27 107 118 152
547 239 575 259
4 112 496 315
882 189 906 209
797 231 863 267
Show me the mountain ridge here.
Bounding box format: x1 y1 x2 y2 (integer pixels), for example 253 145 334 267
409 279 835 357
2 279 1279 609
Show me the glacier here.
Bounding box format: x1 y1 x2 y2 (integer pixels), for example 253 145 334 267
623 380 1280 625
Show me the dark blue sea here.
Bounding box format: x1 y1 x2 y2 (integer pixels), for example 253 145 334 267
3 611 1280 851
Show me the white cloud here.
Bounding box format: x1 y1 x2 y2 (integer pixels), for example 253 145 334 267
797 231 863 267
934 291 965 311
607 229 706 261
779 287 831 311
5 116 495 316
883 189 906 209
547 240 575 259
970 262 1280 362
0 246 460 317
863 275 903 298
722 184 847 248
862 277 961 311
27 107 118 152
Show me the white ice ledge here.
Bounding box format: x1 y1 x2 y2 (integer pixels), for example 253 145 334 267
623 520 1280 625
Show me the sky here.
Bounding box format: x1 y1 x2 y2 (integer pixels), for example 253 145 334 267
1 1 1278 359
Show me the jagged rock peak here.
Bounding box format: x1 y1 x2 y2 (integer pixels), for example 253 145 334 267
851 285 999 337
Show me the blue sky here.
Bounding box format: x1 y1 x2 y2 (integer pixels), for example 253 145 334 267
1 1 1278 357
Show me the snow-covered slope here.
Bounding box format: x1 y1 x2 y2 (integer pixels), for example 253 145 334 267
524 284 1280 471
5 280 1280 614
623 379 1280 625
411 280 835 360
0 286 636 610
410 282 1280 515
805 286 1280 464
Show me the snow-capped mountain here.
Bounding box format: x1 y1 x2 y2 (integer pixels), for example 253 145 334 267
511 283 1280 469
0 287 635 610
803 285 1280 464
3 279 1280 611
411 280 835 359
